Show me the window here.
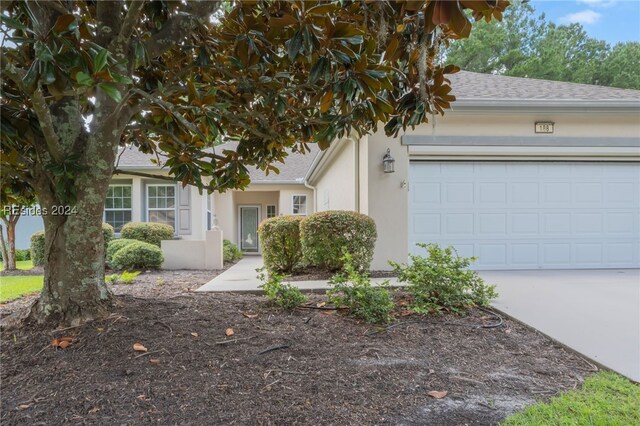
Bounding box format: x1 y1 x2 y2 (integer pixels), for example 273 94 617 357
292 195 307 215
266 205 277 219
104 185 132 233
147 184 176 229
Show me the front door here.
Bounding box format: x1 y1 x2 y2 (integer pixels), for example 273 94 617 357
239 206 260 253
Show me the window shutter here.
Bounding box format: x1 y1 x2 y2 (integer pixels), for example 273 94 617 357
178 185 191 235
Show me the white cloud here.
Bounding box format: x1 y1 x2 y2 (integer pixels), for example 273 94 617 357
559 9 602 25
577 0 617 7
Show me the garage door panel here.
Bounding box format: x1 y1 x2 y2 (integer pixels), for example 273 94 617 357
409 161 640 270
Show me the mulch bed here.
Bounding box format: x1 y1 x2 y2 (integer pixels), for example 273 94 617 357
0 273 597 425
0 266 44 277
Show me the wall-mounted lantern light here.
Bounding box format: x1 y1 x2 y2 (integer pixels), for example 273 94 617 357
382 148 395 173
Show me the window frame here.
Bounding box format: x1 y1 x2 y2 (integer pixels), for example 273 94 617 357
266 204 277 219
146 183 177 230
104 184 133 233
291 195 307 216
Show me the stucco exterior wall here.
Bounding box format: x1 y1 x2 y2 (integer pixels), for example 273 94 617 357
313 140 357 211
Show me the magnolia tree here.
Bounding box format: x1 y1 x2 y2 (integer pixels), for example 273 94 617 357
0 0 508 325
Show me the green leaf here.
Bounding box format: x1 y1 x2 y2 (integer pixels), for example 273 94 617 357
22 61 39 91
309 57 328 84
42 62 57 85
0 15 29 33
288 31 303 61
75 71 94 86
34 42 54 63
94 49 109 72
112 74 133 85
98 83 122 102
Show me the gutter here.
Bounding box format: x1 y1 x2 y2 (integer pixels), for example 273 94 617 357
451 98 640 114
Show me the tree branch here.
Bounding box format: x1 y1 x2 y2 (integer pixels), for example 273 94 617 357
30 87 64 164
144 1 221 58
112 169 179 182
0 52 27 90
118 1 146 44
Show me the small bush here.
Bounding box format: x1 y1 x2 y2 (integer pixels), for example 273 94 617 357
30 231 46 266
15 249 31 261
258 268 306 311
121 222 174 246
390 243 498 314
106 271 141 285
102 223 115 247
328 252 394 324
300 210 377 272
259 216 304 273
110 241 164 270
223 239 243 263
106 238 138 266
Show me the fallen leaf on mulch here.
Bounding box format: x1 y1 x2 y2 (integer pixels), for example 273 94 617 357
88 407 100 414
18 404 31 410
51 336 74 349
190 332 199 337
321 310 335 316
242 313 258 319
133 342 148 352
225 328 234 337
149 358 161 365
317 302 326 308
428 390 448 399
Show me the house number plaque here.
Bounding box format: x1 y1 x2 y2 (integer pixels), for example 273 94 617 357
535 122 554 133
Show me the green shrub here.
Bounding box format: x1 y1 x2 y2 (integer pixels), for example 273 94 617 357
106 270 141 285
102 223 115 247
120 222 174 246
30 231 46 266
15 249 31 261
258 268 306 311
258 216 304 273
110 241 164 270
106 238 138 266
328 252 394 324
223 239 243 263
300 210 377 272
390 243 498 314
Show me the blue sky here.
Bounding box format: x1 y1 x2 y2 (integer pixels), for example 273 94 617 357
530 0 640 44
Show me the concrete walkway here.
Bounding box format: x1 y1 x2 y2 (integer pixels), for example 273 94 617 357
198 259 640 381
486 269 640 382
196 256 398 293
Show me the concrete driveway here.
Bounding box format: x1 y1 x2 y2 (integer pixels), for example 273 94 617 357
481 269 640 382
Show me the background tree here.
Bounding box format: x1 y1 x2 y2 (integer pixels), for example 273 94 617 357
0 177 36 271
442 0 640 89
0 0 508 326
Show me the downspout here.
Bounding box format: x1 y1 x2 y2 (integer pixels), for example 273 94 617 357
350 135 360 212
303 179 317 213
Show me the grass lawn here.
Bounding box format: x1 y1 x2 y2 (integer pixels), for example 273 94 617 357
0 260 34 271
502 371 640 425
0 275 43 302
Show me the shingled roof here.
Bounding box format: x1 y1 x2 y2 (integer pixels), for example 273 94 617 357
448 71 640 103
116 142 320 184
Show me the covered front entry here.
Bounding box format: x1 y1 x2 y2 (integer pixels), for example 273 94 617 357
238 205 260 253
409 161 640 270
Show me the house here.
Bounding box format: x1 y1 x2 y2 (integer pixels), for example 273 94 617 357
19 71 639 270
306 71 640 270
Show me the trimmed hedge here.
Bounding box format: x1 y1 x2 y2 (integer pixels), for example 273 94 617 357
30 231 46 266
30 223 117 267
120 222 174 246
102 223 115 247
110 241 164 270
300 210 377 272
258 216 304 273
106 238 138 266
223 239 243 263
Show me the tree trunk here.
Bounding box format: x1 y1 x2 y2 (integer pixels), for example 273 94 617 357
29 174 114 326
0 224 9 269
4 216 18 270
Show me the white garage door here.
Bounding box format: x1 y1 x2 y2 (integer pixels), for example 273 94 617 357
409 161 640 270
